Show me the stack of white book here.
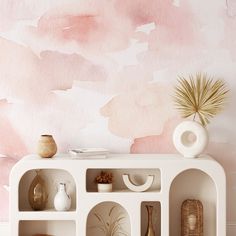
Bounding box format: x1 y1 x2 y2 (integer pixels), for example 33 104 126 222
68 148 109 159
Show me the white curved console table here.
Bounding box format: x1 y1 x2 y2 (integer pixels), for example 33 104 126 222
10 154 226 236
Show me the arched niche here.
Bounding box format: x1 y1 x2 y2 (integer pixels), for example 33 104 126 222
169 168 216 236
19 169 76 211
86 201 131 236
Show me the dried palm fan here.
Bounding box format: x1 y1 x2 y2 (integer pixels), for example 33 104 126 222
174 73 229 126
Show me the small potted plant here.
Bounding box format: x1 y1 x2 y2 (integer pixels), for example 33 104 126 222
95 171 113 192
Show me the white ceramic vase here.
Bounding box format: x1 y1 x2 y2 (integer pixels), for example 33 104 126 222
97 183 112 192
173 120 208 158
54 183 71 211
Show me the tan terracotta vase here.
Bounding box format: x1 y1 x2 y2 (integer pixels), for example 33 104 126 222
37 135 57 158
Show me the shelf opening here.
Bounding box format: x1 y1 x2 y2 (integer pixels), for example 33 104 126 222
18 169 76 211
86 168 161 193
169 168 216 236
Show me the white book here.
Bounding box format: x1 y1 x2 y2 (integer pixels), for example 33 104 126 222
68 148 109 159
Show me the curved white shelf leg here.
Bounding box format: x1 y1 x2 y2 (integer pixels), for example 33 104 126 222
122 174 154 192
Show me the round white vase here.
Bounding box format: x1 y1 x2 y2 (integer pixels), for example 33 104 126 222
54 183 71 211
173 120 208 158
97 183 112 192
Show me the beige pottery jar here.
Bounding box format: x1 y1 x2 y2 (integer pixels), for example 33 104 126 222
37 135 57 158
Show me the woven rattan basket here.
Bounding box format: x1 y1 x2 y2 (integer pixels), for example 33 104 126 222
181 199 203 236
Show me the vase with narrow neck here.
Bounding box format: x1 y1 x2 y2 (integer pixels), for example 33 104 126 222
54 183 71 211
145 205 155 236
28 170 48 211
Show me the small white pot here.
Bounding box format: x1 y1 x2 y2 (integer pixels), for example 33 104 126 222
97 183 113 192
173 120 208 158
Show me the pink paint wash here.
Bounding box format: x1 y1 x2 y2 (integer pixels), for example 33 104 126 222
0 0 236 226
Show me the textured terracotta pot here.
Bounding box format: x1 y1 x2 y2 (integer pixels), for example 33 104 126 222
37 135 57 158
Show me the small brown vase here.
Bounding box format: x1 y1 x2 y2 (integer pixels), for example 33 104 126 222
37 134 57 158
145 205 155 236
28 170 48 210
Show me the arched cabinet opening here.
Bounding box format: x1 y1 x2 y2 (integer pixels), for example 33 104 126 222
18 168 76 211
169 169 216 236
86 201 131 236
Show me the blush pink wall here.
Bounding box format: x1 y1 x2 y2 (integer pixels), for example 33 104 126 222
0 0 236 233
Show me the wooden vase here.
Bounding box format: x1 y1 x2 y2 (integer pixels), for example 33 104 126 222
145 205 155 236
37 135 57 158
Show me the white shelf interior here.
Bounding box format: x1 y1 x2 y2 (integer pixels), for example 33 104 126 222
19 220 76 236
86 168 161 192
18 169 76 211
169 169 216 236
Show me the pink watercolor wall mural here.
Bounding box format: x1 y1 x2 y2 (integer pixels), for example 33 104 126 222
0 0 236 233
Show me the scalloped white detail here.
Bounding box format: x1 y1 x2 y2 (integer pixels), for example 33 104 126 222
173 121 208 158
122 174 154 192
